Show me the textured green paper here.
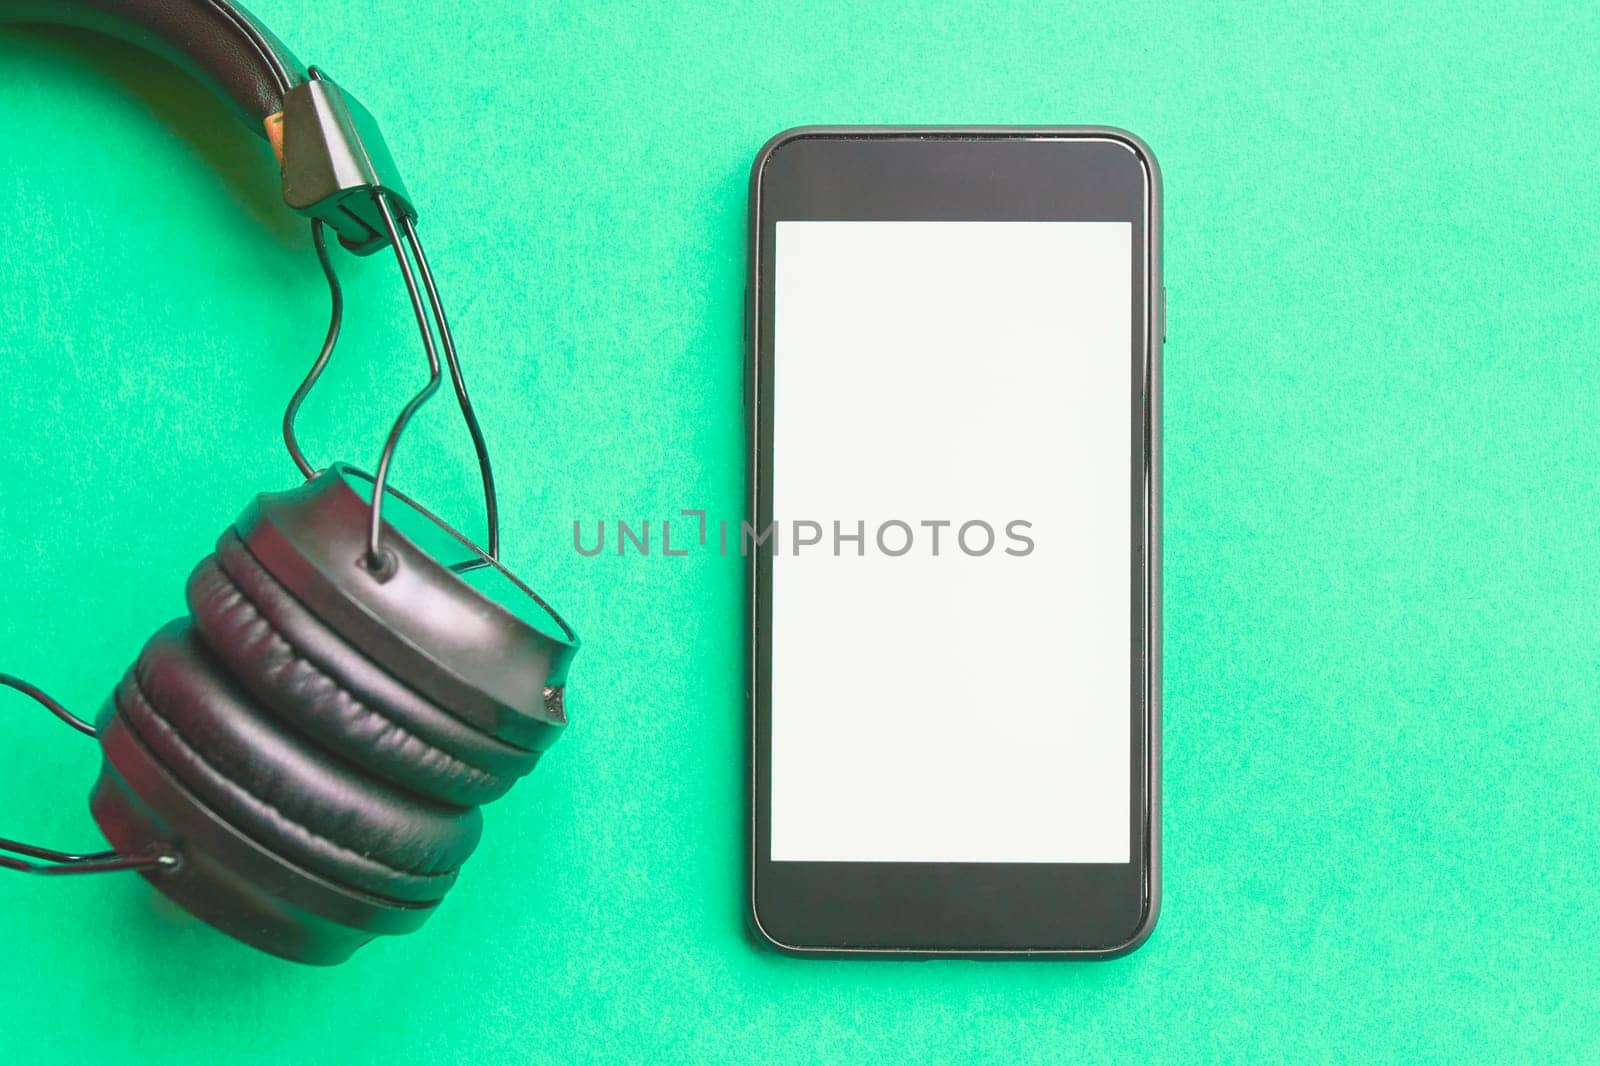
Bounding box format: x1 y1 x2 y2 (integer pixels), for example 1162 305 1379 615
1 1 1598 1062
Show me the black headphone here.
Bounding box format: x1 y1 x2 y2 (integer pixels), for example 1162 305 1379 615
0 0 580 965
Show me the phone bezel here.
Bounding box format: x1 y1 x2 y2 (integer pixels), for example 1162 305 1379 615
746 127 1162 957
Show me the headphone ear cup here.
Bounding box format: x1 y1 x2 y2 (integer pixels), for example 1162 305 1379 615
87 468 578 963
187 531 539 807
112 623 481 903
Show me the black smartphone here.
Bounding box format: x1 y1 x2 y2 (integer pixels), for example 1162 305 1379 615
746 127 1162 957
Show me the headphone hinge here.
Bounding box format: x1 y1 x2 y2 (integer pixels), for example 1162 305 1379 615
278 69 416 255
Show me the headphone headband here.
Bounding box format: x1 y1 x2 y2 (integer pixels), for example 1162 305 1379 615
2 0 305 131
3 0 411 254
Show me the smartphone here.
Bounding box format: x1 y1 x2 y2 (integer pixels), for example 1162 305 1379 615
746 127 1161 957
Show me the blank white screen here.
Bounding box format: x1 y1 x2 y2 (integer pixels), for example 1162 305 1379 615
769 220 1132 863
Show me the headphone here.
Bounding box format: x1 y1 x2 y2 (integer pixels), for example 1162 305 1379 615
0 0 580 965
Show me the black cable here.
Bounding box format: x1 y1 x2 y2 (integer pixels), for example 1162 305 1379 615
1 673 95 738
286 192 498 570
283 218 345 479
365 191 444 570
400 214 500 561
0 845 178 876
0 838 118 863
0 676 180 875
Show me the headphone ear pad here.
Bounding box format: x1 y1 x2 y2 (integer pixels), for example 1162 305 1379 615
87 468 578 964
187 531 539 807
112 623 481 903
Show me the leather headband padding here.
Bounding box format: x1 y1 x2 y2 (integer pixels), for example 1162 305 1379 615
0 0 307 133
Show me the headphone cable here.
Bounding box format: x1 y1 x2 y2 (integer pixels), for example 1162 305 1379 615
283 197 500 573
400 212 500 563
364 191 444 573
0 675 180 876
282 218 344 479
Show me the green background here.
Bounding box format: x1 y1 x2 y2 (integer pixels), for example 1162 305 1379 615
1 1 1597 1061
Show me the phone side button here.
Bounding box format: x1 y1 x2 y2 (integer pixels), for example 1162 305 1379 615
1161 286 1168 344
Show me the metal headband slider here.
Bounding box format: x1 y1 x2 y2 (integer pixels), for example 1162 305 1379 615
278 69 416 255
